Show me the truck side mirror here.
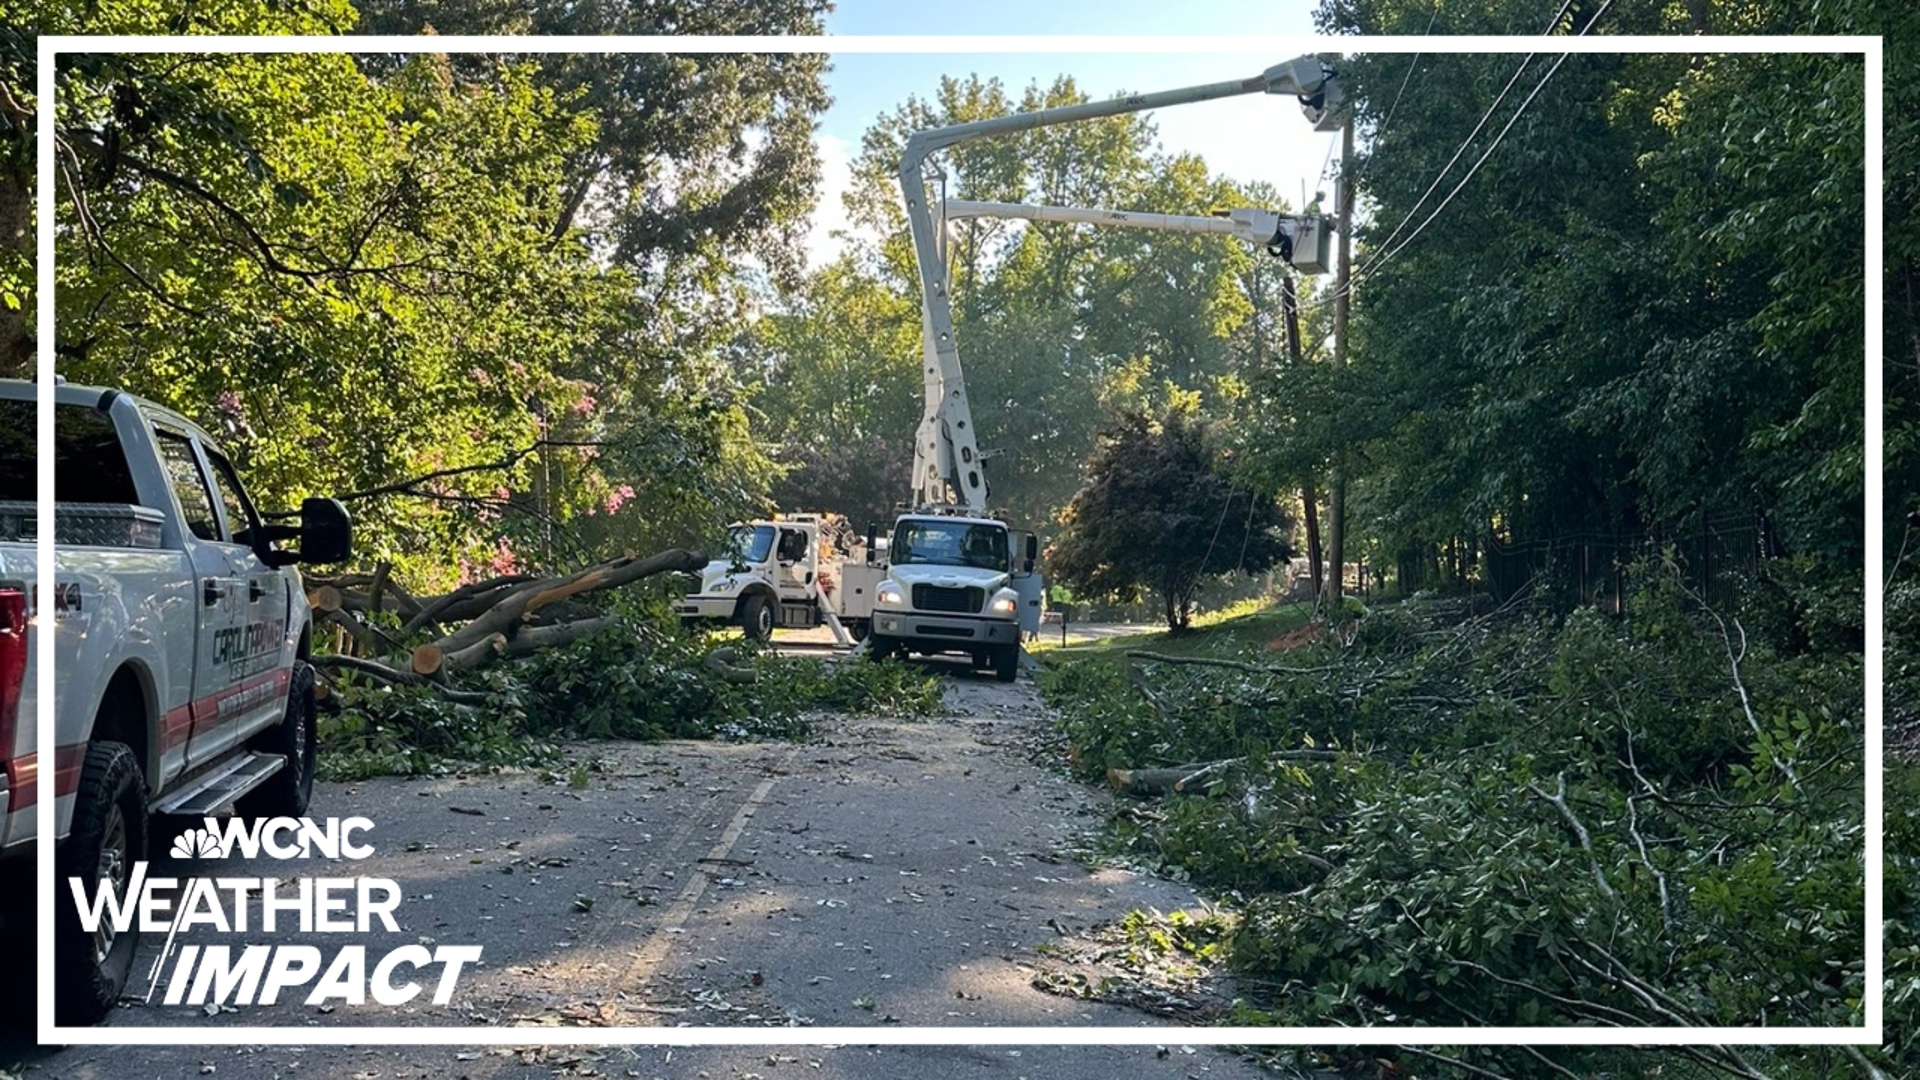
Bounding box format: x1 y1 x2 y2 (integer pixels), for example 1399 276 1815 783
865 525 879 565
1025 533 1039 562
296 497 352 565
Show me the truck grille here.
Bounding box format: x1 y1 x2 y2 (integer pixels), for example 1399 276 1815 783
913 584 985 614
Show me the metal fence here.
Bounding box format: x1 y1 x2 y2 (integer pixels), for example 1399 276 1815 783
1482 507 1782 611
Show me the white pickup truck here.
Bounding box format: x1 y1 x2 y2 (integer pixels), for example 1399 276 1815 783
0 378 351 1023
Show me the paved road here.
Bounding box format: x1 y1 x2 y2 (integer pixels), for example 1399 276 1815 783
1 661 1279 1080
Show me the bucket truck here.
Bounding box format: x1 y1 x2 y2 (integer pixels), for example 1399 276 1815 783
859 56 1344 679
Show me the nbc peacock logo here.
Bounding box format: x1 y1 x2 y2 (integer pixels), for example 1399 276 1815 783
169 827 221 859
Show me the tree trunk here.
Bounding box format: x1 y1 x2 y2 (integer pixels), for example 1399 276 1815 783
429 548 704 655
1302 482 1323 601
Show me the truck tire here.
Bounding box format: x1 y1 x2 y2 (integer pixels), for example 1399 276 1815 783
992 644 1019 683
738 594 775 643
55 740 147 1025
236 660 317 819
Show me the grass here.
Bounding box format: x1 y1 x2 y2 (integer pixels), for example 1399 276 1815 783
1033 598 1316 660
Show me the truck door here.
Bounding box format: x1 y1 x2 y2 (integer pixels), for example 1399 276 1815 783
149 429 271 769
200 446 292 751
775 528 815 602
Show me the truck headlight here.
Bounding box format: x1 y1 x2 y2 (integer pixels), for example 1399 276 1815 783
709 579 736 594
990 595 1017 614
877 582 904 606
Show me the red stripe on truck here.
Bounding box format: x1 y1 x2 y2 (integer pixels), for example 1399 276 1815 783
160 704 193 751
6 744 86 811
4 667 291 812
187 668 290 738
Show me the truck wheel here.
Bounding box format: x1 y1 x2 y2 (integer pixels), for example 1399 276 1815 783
847 620 869 643
992 644 1019 683
236 660 318 819
738 594 775 643
55 740 147 1025
867 634 899 662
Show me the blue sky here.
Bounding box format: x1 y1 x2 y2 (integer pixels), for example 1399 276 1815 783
800 0 1338 267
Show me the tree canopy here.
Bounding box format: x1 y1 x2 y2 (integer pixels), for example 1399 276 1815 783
22 2 832 585
1050 408 1292 630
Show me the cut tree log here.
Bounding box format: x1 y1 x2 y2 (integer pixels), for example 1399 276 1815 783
704 646 757 685
503 617 620 658
411 632 508 677
429 548 706 656
1107 750 1342 796
383 578 425 620
365 562 391 621
400 574 540 635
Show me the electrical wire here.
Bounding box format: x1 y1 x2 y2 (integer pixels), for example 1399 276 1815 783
1360 0 1441 182
1541 0 1576 35
1312 131 1338 206
1292 0 1615 313
1355 53 1536 275
1360 0 1614 276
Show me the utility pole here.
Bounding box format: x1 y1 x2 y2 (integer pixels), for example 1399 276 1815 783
1326 120 1353 605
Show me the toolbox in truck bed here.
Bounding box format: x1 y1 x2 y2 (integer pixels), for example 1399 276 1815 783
0 500 165 548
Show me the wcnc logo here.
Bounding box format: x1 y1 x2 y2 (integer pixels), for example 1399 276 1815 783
167 816 376 861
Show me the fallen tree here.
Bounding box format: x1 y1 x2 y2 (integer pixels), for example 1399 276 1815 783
305 548 713 697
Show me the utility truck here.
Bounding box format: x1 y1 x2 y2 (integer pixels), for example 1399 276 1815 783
678 514 883 645
0 377 351 1023
860 510 1038 682
858 56 1345 677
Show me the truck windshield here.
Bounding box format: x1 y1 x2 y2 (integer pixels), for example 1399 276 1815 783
891 520 1008 570
728 524 776 563
0 400 140 505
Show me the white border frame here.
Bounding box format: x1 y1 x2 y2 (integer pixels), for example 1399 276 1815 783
35 32 1882 1049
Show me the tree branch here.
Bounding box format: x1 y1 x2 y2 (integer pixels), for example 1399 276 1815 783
1527 772 1617 901
312 653 493 705
67 131 432 284
330 438 607 504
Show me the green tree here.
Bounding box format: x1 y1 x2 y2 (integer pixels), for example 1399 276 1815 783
350 0 830 290
1 0 359 379
748 254 922 523
49 45 782 582
1300 1 1863 613
1050 408 1292 630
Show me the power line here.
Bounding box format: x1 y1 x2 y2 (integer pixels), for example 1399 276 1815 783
1361 0 1614 275
1541 0 1575 34
1366 58 1567 272
1363 1 1441 176
1356 54 1536 275
1285 0 1614 316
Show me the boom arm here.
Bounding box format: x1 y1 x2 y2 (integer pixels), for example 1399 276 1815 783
898 56 1342 511
943 199 1333 274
